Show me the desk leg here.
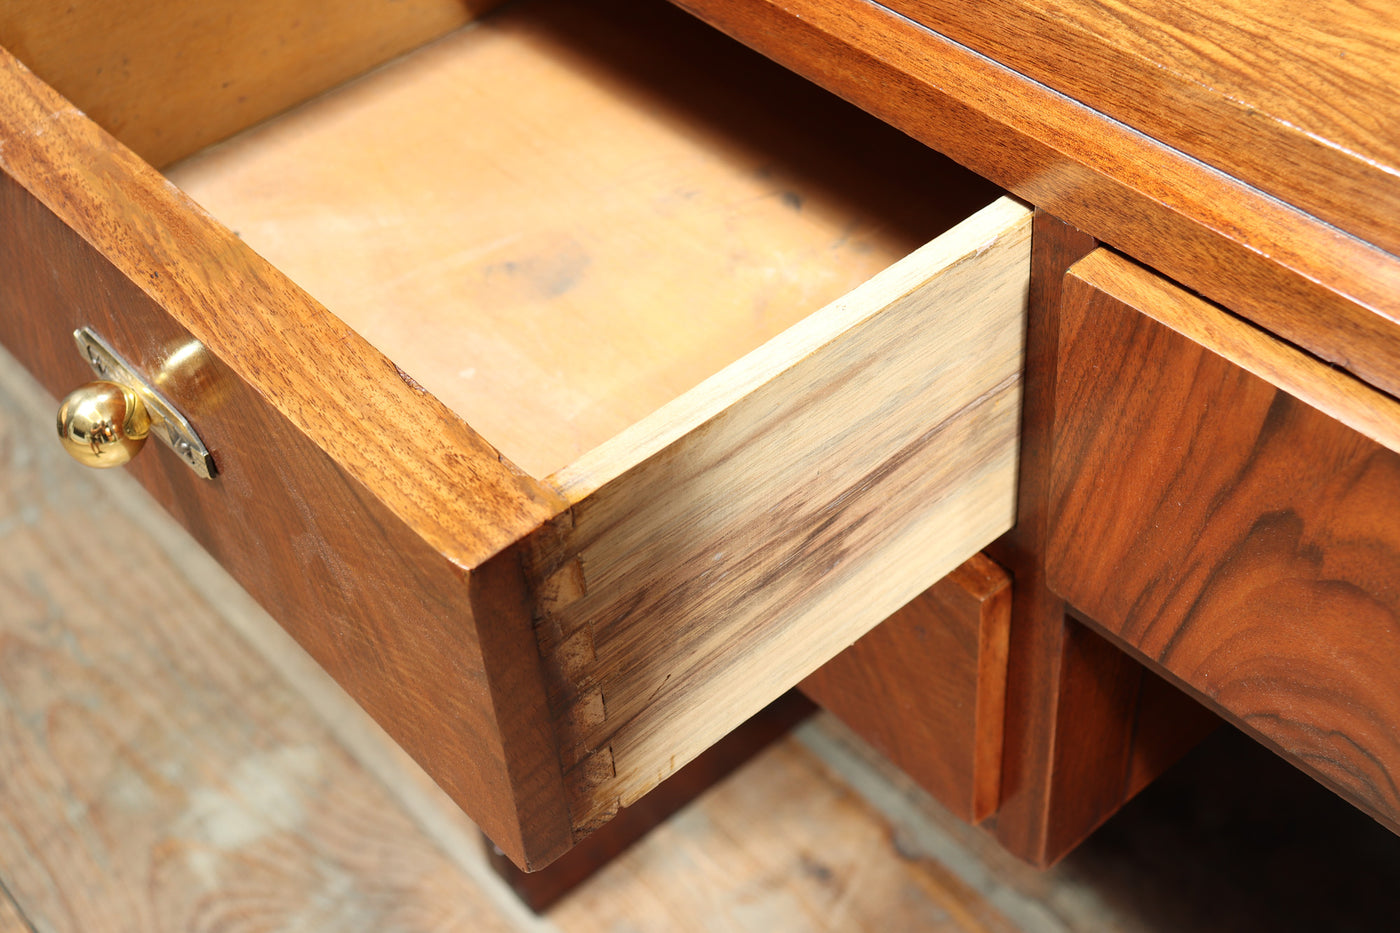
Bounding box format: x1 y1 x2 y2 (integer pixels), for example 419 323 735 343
988 210 1218 865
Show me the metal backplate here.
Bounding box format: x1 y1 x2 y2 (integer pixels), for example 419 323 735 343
74 327 217 479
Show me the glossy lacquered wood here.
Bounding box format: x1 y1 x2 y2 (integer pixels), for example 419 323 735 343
801 553 1010 824
673 0 1400 402
1049 250 1400 835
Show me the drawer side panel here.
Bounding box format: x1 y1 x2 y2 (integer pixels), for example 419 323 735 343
532 202 1030 830
2 0 503 167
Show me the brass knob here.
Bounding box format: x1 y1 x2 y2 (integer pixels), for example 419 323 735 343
56 381 152 468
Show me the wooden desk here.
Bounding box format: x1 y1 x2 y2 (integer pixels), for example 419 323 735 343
2 0 1396 874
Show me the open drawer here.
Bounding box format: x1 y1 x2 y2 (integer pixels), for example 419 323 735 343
0 0 1029 868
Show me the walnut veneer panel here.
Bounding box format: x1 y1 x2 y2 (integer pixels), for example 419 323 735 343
1049 249 1400 835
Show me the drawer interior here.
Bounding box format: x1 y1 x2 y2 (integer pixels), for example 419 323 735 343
161 0 1002 479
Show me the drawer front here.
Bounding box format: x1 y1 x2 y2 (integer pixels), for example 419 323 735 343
0 48 574 868
1049 250 1400 832
801 552 1010 824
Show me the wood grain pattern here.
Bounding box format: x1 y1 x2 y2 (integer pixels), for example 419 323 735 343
0 886 30 933
672 0 1400 401
800 553 1010 824
981 211 1096 866
168 0 998 478
0 1 1011 866
0 345 1059 931
485 693 816 912
0 48 572 868
0 356 528 933
527 199 1029 832
1048 249 1400 835
548 737 1023 933
885 0 1400 258
0 0 498 167
982 214 1217 866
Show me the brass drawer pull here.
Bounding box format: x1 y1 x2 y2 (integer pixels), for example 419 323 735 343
57 380 151 468
56 328 217 479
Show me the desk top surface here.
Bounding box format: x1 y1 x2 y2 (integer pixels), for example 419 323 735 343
886 0 1400 257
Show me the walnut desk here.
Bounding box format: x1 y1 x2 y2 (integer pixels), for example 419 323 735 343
2 0 1395 879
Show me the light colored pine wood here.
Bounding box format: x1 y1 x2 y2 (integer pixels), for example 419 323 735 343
0 887 30 933
165 0 977 479
528 198 1030 829
0 0 500 167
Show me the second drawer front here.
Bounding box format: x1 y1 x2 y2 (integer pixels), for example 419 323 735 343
801 552 1010 824
1048 250 1400 833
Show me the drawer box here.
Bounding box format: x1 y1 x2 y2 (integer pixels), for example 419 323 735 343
0 0 1029 867
1048 249 1400 835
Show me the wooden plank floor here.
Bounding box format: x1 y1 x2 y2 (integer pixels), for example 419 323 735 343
4 344 1400 932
